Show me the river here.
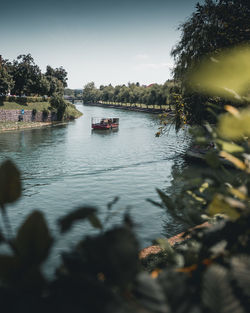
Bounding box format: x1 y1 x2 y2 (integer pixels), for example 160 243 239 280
0 103 190 271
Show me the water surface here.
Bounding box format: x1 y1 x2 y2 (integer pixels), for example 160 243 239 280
0 104 190 265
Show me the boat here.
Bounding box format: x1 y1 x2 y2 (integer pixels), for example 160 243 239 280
91 117 119 130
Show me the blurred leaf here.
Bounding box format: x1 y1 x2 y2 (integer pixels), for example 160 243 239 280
88 213 102 230
189 45 250 100
187 190 206 204
224 105 240 117
16 210 53 265
58 206 102 233
156 189 175 211
216 140 244 154
205 151 221 168
207 194 240 220
155 238 174 254
0 231 5 244
107 196 119 211
146 198 163 208
219 151 246 170
76 226 139 289
134 272 170 313
228 187 247 200
218 109 250 140
230 255 250 298
224 197 245 210
0 159 22 207
199 182 209 193
0 255 18 283
202 264 245 313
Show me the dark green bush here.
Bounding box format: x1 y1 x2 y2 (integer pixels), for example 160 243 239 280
50 93 67 120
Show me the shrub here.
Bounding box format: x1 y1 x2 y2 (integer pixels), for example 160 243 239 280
42 108 49 120
50 93 67 120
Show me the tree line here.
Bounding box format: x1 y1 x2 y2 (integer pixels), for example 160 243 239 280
82 81 180 109
0 54 68 97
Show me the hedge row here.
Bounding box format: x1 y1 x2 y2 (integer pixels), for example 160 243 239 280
0 96 48 104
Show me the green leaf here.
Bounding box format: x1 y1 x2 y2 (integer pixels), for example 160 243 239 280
0 255 18 283
156 189 175 211
0 160 22 207
16 210 53 265
58 206 102 233
218 109 250 140
207 195 241 221
146 198 163 208
107 196 119 210
88 213 103 229
216 139 244 154
205 151 221 168
155 238 174 254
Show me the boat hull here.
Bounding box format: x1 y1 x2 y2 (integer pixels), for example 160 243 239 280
92 123 119 130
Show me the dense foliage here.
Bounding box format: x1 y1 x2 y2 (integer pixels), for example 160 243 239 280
171 0 250 126
64 88 83 100
0 106 250 312
0 54 68 97
82 81 177 109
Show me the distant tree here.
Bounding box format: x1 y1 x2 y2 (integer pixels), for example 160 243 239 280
82 82 100 103
46 76 64 96
46 66 68 88
0 64 14 95
50 93 67 120
37 74 50 96
11 54 42 96
64 88 75 97
100 85 114 103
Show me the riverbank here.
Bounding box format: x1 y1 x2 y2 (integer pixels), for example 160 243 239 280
0 121 67 132
83 101 174 114
0 100 82 123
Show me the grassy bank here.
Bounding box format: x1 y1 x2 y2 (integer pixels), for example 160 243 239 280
0 100 51 111
0 100 82 120
65 102 83 119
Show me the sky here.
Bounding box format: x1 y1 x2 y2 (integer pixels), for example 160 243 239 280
1 0 203 88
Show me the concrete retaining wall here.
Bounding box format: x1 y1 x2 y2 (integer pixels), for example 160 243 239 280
0 109 57 122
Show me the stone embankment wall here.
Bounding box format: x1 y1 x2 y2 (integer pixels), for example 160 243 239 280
0 110 57 122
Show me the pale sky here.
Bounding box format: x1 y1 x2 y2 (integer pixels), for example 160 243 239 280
1 0 203 88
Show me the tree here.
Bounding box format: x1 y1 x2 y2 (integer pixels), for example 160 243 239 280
45 66 67 96
171 0 250 126
11 54 42 96
46 76 64 96
45 65 68 88
50 93 67 120
172 0 250 81
0 65 14 95
82 82 99 103
37 74 50 96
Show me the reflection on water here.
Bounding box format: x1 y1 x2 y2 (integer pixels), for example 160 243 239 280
0 104 191 261
91 128 119 136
